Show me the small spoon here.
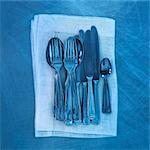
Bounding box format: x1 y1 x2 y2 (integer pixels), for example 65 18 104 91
100 58 112 113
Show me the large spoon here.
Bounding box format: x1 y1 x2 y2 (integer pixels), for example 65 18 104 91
46 37 64 120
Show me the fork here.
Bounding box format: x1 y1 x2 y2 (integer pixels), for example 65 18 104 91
64 37 79 125
46 37 64 121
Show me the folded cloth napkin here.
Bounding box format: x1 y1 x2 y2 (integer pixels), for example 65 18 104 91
31 14 118 138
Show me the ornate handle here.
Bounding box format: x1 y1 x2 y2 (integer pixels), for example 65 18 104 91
87 76 96 120
102 77 111 113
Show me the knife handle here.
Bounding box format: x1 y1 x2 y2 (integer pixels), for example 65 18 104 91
91 80 100 124
102 77 111 113
64 73 73 125
82 82 89 124
87 76 96 120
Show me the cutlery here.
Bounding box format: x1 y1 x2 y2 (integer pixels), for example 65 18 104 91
84 30 96 121
73 37 84 124
64 37 81 125
100 58 112 113
75 30 89 124
90 26 100 124
46 37 64 120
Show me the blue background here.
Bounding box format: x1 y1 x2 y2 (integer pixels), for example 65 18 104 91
1 0 149 149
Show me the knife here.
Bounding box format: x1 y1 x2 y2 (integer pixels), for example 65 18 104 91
84 30 96 121
75 30 89 124
90 26 100 124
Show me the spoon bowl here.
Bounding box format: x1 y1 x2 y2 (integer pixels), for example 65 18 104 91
100 58 112 76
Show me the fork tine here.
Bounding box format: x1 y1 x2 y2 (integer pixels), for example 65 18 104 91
67 37 71 59
66 40 69 59
71 37 75 59
55 38 59 58
64 40 67 59
70 38 73 59
59 39 62 58
57 38 60 57
72 39 76 59
54 38 57 57
72 38 75 59
71 39 74 59
75 39 78 59
49 41 53 62
68 39 70 59
52 38 55 58
50 39 54 60
61 40 63 58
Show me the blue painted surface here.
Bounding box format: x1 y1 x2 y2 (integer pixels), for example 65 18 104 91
1 1 149 149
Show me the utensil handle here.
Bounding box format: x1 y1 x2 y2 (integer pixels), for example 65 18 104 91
76 82 83 106
91 80 100 124
82 82 89 124
102 77 111 113
58 73 65 120
73 81 82 124
87 76 96 120
64 73 73 125
53 77 57 118
55 73 64 120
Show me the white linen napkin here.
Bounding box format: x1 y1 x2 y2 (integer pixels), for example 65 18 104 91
31 14 118 138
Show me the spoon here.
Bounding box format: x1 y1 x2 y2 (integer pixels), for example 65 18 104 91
46 37 64 120
100 58 112 113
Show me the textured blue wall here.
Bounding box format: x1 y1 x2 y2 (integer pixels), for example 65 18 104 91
1 1 149 149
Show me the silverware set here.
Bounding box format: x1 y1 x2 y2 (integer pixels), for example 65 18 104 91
46 26 112 125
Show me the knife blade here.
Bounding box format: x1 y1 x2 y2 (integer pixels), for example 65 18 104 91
91 26 100 80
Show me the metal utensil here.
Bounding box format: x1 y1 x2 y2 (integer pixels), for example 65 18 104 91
100 58 112 113
84 30 96 121
90 26 100 124
64 37 79 125
73 37 84 124
75 30 89 124
46 37 64 120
